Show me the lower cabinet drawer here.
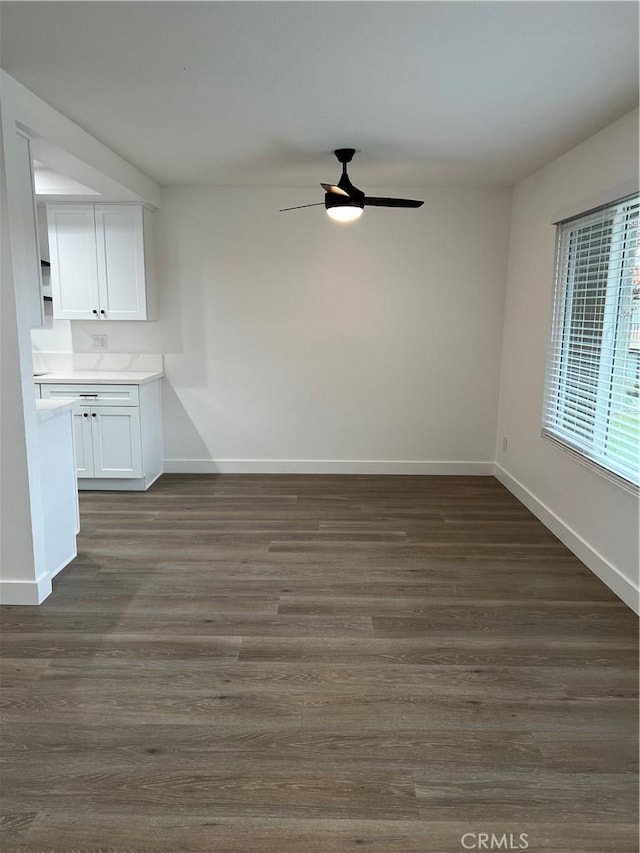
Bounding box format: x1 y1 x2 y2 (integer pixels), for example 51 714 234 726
41 384 140 407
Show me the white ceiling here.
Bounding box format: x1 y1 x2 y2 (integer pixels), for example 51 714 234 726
1 1 637 188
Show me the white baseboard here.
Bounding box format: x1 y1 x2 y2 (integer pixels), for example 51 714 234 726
494 463 639 614
0 576 52 606
163 459 494 476
78 471 162 492
49 544 78 580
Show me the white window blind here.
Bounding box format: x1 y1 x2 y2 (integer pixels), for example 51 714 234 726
543 194 640 487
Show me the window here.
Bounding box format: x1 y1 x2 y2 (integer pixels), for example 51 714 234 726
543 194 639 487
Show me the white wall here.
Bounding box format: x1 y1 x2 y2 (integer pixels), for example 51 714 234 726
46 186 512 473
495 109 639 612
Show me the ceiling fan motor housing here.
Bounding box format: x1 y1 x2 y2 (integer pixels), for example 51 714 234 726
324 192 364 212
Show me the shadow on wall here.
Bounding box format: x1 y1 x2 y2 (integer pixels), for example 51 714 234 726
161 379 211 462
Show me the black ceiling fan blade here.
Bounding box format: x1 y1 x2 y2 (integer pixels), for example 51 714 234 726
365 197 424 208
321 183 350 197
279 202 325 212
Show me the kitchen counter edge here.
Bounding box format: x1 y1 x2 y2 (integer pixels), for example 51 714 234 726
35 371 164 385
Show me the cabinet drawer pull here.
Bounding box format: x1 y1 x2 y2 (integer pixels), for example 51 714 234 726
79 394 98 397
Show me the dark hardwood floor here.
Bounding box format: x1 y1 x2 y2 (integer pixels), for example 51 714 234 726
1 474 638 852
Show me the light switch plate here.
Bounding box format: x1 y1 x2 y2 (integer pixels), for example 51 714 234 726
91 334 108 351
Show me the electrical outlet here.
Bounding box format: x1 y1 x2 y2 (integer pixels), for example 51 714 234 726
502 436 508 452
91 334 108 351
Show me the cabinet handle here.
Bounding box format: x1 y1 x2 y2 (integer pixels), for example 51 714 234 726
100 310 106 315
83 413 89 418
92 309 98 315
91 413 97 418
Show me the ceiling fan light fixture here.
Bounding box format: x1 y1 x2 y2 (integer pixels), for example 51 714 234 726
326 204 363 223
324 191 364 223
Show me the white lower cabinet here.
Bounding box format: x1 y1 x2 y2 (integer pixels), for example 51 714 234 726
74 406 143 478
73 407 95 477
92 406 143 477
40 380 162 491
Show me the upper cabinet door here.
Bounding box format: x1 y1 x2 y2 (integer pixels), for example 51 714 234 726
95 205 148 321
48 205 100 320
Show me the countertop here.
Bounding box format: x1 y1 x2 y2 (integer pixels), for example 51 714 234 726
34 371 164 385
35 399 76 423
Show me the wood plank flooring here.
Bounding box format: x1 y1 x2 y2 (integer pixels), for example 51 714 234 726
1 474 638 852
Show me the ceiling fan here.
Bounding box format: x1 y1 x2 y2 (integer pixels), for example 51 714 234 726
279 148 424 222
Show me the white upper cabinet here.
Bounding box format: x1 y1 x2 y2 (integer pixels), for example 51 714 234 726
48 205 100 320
95 205 147 321
47 204 157 321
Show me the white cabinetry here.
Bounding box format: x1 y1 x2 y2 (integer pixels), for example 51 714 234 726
36 403 79 588
47 205 98 320
40 381 162 491
73 407 94 477
88 406 143 477
47 204 156 321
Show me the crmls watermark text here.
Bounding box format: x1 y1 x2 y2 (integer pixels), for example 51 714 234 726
461 832 529 850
